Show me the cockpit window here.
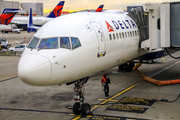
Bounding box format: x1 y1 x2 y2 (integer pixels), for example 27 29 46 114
38 38 58 49
71 37 81 49
28 37 39 48
60 37 71 49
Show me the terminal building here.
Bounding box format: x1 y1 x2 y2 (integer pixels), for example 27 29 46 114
0 0 43 16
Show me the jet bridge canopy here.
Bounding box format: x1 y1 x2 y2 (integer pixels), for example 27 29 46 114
127 6 149 48
127 2 180 50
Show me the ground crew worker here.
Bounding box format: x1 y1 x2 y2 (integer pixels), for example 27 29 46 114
0 40 1 50
101 74 111 97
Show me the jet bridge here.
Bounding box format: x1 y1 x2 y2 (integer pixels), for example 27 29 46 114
128 2 180 51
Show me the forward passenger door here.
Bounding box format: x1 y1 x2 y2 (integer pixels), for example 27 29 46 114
90 21 106 57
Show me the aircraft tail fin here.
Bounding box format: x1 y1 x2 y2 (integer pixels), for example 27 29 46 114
95 5 104 12
0 8 19 25
27 8 40 32
47 1 65 18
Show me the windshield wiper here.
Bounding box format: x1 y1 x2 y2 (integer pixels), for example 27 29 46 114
28 47 34 51
37 48 44 51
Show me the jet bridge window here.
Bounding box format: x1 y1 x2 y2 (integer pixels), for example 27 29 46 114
28 37 39 49
71 37 81 49
60 37 71 49
38 37 58 49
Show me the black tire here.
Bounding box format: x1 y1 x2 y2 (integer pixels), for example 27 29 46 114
118 65 124 71
125 64 131 72
81 103 90 115
126 62 134 72
147 59 153 64
130 62 135 70
73 102 81 115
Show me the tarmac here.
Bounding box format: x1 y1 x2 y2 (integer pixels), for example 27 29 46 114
1 32 180 120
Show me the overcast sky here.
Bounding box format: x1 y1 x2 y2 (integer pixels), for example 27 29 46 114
8 0 180 11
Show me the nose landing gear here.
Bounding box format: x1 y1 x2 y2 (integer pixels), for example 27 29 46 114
72 79 91 116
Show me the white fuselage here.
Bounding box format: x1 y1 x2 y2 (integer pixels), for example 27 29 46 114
11 16 53 26
18 12 147 86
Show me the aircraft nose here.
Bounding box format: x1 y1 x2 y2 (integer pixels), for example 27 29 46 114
18 54 52 86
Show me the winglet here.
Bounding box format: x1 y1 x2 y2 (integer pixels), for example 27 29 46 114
0 8 19 25
47 1 65 18
95 5 104 12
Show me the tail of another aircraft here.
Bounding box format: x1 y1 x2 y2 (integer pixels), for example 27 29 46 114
47 1 65 18
95 5 104 12
0 8 19 25
27 8 40 33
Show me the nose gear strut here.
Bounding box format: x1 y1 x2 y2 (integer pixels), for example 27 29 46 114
72 79 91 115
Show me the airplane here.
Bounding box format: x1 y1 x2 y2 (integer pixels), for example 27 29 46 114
10 1 65 30
18 9 152 115
0 8 19 25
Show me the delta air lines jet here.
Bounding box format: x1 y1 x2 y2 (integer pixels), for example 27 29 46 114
11 1 65 29
18 11 148 115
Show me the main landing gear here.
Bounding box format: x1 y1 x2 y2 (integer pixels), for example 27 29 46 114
118 61 135 72
72 78 91 115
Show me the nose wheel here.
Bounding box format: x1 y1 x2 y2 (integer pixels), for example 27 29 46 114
73 80 91 115
73 102 91 115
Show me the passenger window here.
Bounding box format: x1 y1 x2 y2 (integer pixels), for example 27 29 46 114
71 37 81 49
133 31 134 36
122 33 124 38
130 32 132 37
28 37 39 49
125 32 127 38
119 33 121 39
135 31 137 36
38 38 58 49
128 32 129 37
109 34 112 40
116 33 119 39
113 34 116 40
60 37 71 49
137 30 139 36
